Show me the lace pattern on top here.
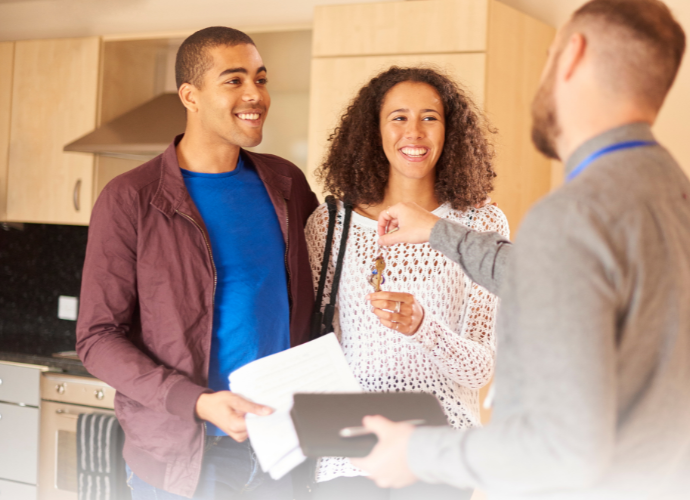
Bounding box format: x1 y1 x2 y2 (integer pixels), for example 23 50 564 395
305 202 510 482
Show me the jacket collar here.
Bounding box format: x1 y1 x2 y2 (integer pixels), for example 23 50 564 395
243 149 292 201
151 134 292 218
564 122 656 178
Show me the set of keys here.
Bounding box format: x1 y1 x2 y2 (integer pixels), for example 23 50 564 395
367 226 398 292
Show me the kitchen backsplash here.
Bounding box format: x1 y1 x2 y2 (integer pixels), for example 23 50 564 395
0 223 88 356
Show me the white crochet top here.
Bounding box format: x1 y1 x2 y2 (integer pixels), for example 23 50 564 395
305 201 510 483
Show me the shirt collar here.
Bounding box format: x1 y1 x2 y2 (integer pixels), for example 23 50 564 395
564 122 657 177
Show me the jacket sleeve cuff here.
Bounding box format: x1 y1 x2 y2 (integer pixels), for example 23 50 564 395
408 426 445 483
165 377 213 422
430 219 470 257
408 426 475 490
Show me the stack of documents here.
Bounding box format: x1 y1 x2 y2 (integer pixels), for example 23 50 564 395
228 333 361 479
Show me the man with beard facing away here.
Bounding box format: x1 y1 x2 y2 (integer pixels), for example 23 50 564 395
350 1 690 499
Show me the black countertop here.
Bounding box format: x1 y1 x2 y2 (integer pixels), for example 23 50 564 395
0 351 91 376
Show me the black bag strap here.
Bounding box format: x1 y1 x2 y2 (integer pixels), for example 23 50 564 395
310 196 353 340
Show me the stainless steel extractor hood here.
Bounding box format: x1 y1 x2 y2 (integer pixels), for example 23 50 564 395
64 93 186 159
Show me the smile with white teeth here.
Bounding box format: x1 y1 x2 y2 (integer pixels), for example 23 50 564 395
237 113 261 120
401 147 429 157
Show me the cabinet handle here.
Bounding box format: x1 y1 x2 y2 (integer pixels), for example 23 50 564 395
0 378 3 385
73 179 82 212
56 383 66 394
56 409 79 420
95 389 104 400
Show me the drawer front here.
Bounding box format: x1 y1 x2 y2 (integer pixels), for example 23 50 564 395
0 403 39 484
0 479 37 500
41 375 114 410
0 363 41 407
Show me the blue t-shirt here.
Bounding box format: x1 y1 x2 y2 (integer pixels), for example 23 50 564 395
181 155 290 436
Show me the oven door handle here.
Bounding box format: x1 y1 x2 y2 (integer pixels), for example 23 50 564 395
55 409 80 419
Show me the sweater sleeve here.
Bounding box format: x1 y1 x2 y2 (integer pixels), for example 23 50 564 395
411 206 509 390
429 210 512 296
408 198 618 493
306 204 331 302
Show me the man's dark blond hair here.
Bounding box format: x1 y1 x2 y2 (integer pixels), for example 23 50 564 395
567 0 685 110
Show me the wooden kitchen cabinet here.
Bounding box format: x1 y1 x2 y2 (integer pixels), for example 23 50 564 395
308 0 556 231
5 37 100 225
0 36 176 225
0 42 13 222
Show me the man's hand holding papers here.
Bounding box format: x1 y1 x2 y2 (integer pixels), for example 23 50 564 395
228 333 362 479
195 391 273 442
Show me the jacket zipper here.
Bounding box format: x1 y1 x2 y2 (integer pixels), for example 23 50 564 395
283 198 292 311
176 210 218 301
175 209 216 463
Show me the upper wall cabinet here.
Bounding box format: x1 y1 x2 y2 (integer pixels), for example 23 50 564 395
6 37 100 225
0 42 13 222
307 0 556 232
0 37 173 225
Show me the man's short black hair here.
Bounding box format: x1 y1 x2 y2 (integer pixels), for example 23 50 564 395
175 26 255 89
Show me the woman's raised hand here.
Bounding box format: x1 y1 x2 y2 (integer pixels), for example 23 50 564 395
377 202 440 247
366 291 424 336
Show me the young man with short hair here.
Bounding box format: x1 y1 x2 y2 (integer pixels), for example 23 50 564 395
355 1 690 498
77 27 318 499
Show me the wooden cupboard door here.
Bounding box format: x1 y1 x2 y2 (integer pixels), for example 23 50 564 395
307 53 486 193
312 0 489 57
0 42 13 222
485 0 555 232
7 37 100 225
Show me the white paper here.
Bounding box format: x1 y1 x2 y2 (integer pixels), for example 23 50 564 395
228 333 361 479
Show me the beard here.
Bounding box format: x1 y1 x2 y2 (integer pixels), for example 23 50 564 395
531 63 562 161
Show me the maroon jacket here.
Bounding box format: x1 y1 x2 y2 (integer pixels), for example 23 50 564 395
76 137 319 497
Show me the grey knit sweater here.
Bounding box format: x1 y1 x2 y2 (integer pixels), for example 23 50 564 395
408 123 690 500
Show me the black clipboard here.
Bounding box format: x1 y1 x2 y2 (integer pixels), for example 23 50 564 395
290 392 448 458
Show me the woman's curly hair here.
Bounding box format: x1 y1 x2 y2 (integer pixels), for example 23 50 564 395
316 66 497 210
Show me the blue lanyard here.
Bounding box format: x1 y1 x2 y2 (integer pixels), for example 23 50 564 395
566 140 657 182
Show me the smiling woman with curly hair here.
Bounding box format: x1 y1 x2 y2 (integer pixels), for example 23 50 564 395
305 66 510 500
317 66 496 210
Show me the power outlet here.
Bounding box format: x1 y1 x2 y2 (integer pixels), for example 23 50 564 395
58 296 79 321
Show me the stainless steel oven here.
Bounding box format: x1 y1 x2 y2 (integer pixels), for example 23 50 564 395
39 373 115 500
